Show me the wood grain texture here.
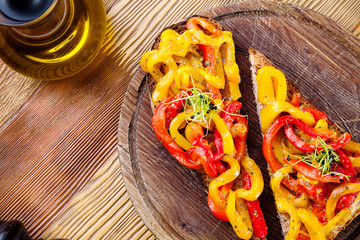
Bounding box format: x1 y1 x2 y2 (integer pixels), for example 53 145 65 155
0 0 359 240
119 1 360 240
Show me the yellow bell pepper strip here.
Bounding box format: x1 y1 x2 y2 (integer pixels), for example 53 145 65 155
272 132 291 165
284 124 352 153
196 67 225 89
207 195 228 221
184 122 203 145
158 29 189 57
152 96 201 169
256 66 287 105
349 156 360 167
297 208 325 240
175 65 204 89
242 171 268 238
169 111 193 150
324 196 360 236
149 56 178 103
140 50 161 79
208 160 231 216
270 166 307 206
235 156 264 201
260 101 315 132
276 198 301 240
211 112 236 156
342 140 360 155
213 101 245 161
226 190 253 240
208 155 240 221
324 207 351 236
228 81 242 101
271 166 301 240
311 119 336 139
325 183 360 220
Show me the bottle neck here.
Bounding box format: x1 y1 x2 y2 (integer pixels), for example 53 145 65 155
9 0 70 39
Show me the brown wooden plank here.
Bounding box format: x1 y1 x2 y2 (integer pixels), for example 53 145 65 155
118 1 360 240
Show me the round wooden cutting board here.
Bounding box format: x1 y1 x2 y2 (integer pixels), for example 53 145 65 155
118 1 360 239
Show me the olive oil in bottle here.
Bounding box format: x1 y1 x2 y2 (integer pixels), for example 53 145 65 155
0 0 107 80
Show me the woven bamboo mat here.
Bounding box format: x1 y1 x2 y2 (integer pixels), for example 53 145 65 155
0 0 359 239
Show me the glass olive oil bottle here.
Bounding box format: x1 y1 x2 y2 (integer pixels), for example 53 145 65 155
0 0 107 80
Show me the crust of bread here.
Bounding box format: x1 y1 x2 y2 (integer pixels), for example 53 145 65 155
249 47 359 240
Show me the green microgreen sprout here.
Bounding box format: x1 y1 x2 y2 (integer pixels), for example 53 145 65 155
165 75 246 130
295 137 349 180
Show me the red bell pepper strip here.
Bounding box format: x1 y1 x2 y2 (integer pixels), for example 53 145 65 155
243 172 268 239
263 115 338 172
336 192 357 210
262 115 344 199
288 158 348 183
284 124 351 153
221 101 243 128
311 202 328 224
297 178 328 206
297 234 310 240
301 107 329 123
186 17 221 84
200 45 217 75
290 93 301 107
186 17 222 37
206 82 223 101
207 195 228 221
336 149 356 180
263 116 292 171
213 130 224 161
187 21 222 101
164 93 185 129
234 137 247 162
187 144 218 177
214 160 227 174
334 150 358 210
152 97 201 169
214 101 245 161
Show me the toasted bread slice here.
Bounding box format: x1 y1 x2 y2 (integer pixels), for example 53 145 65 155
142 17 267 239
249 48 360 240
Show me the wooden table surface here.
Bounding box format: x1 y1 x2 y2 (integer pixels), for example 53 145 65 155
0 0 360 239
